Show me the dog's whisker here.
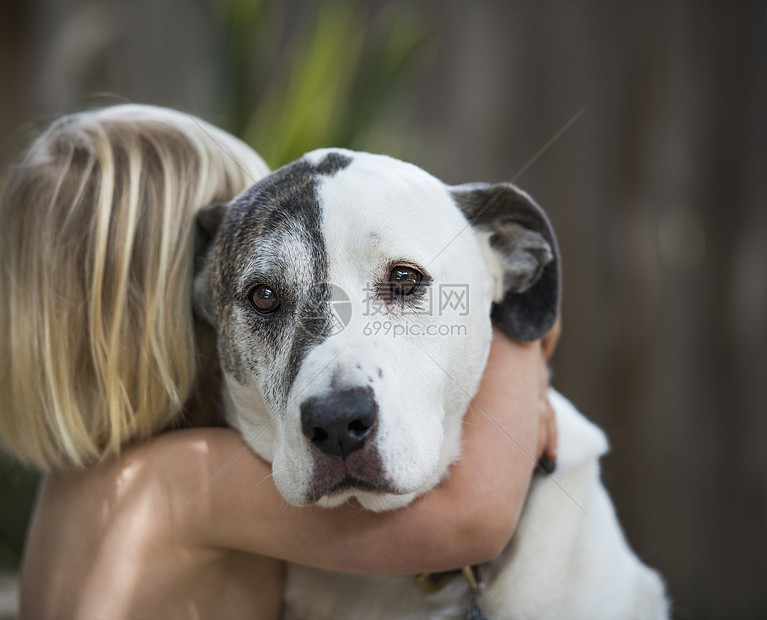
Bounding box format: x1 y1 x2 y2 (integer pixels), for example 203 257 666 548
343 498 366 516
248 466 288 496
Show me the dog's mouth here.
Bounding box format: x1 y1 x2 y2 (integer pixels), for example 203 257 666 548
307 446 398 502
314 476 393 500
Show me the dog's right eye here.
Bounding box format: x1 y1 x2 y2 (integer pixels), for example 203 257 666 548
250 284 281 314
389 265 423 296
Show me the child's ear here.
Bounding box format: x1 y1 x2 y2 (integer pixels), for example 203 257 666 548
451 183 560 342
192 202 228 327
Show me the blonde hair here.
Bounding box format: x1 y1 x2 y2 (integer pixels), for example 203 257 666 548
0 104 269 469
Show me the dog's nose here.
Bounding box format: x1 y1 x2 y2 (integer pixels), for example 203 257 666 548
300 388 378 459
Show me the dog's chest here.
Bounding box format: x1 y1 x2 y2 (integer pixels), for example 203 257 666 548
283 565 476 620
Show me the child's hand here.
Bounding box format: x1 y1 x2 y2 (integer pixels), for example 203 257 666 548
537 317 561 468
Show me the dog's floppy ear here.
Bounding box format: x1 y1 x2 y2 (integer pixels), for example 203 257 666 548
451 183 560 342
193 202 228 326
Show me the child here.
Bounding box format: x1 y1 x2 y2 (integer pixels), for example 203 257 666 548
0 104 556 619
0 103 270 469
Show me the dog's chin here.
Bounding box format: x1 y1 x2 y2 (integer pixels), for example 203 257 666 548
316 488 419 512
354 490 419 512
275 479 418 510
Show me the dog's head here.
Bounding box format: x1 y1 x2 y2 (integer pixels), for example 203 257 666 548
194 149 558 511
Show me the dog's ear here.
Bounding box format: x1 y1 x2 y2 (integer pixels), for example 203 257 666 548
193 202 228 327
451 183 560 342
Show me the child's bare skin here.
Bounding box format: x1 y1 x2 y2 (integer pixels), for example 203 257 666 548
21 329 556 620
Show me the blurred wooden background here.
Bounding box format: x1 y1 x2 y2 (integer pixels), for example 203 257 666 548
1 1 765 618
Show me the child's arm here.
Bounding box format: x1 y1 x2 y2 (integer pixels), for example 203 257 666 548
162 328 555 574
23 325 556 618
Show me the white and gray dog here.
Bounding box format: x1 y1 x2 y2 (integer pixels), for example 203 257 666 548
193 149 668 619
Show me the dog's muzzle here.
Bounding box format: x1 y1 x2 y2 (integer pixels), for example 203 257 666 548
300 387 378 459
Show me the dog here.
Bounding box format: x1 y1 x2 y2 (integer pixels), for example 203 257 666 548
193 149 668 619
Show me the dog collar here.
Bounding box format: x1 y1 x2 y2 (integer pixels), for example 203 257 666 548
415 564 482 595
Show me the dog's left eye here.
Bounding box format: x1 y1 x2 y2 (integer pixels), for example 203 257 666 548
389 265 422 296
250 284 281 314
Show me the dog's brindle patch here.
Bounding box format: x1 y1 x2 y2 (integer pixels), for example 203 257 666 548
206 153 351 407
